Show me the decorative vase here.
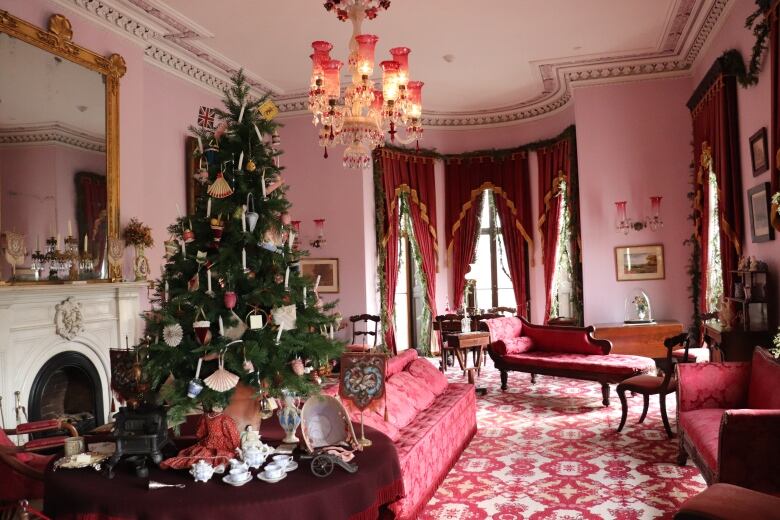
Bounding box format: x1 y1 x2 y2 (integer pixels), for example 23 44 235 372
637 308 647 321
133 245 150 281
277 392 301 444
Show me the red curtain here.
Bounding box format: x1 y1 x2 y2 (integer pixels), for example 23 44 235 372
688 63 743 312
536 138 570 323
75 172 107 244
444 153 532 317
379 149 438 354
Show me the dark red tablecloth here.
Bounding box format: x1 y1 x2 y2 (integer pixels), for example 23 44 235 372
44 420 403 520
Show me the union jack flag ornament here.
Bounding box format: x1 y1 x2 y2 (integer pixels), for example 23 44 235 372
197 106 216 129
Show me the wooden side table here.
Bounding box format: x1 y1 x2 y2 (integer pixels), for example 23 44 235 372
593 320 683 359
703 322 772 361
448 331 490 395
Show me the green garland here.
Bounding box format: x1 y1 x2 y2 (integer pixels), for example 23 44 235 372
744 0 772 87
684 151 703 340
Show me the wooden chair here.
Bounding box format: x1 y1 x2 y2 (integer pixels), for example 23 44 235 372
616 332 691 438
433 314 462 372
1 419 78 518
349 314 380 348
488 306 516 317
471 313 498 365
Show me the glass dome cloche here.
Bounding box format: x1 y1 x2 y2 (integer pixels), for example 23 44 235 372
624 288 654 324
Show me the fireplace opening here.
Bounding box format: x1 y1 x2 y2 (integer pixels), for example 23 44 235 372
29 351 104 436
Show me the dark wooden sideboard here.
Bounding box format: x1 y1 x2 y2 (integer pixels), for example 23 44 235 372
593 320 684 359
703 322 773 362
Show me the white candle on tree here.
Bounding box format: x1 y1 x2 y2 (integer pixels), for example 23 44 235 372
241 207 246 232
83 234 88 253
276 326 283 344
219 316 225 336
206 198 212 218
207 269 212 292
314 275 321 292
67 220 72 237
242 248 247 270
284 266 290 290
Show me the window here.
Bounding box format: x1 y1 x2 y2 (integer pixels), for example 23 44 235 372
469 190 516 310
549 180 574 319
706 169 723 312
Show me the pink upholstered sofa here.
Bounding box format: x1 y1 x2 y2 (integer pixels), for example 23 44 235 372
676 347 780 493
482 316 656 405
327 349 477 519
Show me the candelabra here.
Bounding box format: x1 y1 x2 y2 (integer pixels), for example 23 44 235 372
310 219 327 249
64 235 80 281
615 197 663 234
44 236 59 280
30 249 45 280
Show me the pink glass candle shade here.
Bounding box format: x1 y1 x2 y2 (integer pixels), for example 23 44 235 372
406 81 424 118
371 89 384 114
313 218 326 239
389 47 411 86
381 60 401 102
291 220 301 234
310 41 333 83
355 34 379 76
322 59 343 98
650 196 662 218
615 201 628 223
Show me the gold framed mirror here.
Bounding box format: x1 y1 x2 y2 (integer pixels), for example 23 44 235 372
0 10 124 282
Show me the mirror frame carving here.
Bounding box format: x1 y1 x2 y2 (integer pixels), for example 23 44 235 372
0 10 125 267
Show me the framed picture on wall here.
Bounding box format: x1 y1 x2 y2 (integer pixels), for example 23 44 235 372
747 182 775 243
300 258 339 293
185 136 205 214
614 244 665 281
749 127 769 176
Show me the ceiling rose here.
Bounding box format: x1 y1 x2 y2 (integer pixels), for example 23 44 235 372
308 0 423 169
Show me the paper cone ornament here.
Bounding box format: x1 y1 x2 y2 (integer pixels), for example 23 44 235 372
193 320 212 346
207 172 234 199
188 272 200 292
204 356 239 392
245 194 259 233
223 310 247 341
182 228 195 243
210 218 225 243
291 358 305 376
224 291 237 310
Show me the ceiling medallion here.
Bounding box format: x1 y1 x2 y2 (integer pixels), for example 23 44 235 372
308 0 423 169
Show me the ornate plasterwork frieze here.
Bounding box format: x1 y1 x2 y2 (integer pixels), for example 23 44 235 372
0 122 106 152
50 0 730 127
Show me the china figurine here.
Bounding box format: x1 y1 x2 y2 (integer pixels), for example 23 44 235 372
190 459 215 483
240 425 262 450
278 391 301 444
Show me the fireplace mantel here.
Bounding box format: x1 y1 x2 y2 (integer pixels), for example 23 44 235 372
0 281 147 431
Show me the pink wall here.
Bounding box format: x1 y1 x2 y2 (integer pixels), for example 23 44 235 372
692 0 779 326
574 78 693 325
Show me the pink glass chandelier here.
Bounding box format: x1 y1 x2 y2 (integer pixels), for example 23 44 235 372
615 196 663 234
308 0 424 169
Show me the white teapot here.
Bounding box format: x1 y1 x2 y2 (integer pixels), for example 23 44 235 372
190 459 215 483
236 446 267 469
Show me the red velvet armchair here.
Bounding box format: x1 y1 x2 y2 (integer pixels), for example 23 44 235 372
0 419 78 513
676 347 780 493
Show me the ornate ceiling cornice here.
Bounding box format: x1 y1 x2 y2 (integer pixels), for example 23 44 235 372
0 122 106 152
50 0 731 128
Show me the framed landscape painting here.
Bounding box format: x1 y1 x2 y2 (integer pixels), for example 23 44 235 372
747 182 774 243
300 258 339 293
614 244 665 281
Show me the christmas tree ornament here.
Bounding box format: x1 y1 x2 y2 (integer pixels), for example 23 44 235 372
271 304 297 331
246 159 256 172
224 291 237 310
271 130 281 147
204 355 239 393
164 239 179 259
245 194 259 232
210 218 225 244
281 212 292 226
247 307 267 330
266 175 285 195
193 309 212 346
196 251 208 264
214 121 229 144
224 311 247 341
274 273 284 285
183 227 195 243
188 272 200 292
258 99 279 121
204 142 219 166
291 358 305 376
163 323 184 347
207 172 234 199
197 106 216 129
242 347 254 373
195 158 209 184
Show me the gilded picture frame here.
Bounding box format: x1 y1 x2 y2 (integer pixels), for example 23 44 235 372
614 244 665 282
300 258 340 293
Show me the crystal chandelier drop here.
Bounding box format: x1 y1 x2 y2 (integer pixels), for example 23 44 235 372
308 0 424 169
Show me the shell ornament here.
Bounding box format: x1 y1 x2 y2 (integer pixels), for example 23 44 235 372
204 356 239 392
207 172 234 199
163 323 184 347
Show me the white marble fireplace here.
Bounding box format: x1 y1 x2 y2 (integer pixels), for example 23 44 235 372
0 282 146 431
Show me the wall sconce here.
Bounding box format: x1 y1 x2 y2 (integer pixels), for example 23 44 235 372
615 196 663 234
310 218 326 248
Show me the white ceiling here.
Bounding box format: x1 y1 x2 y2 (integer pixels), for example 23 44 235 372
0 33 105 136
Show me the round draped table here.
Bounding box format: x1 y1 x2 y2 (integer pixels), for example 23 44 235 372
44 420 403 520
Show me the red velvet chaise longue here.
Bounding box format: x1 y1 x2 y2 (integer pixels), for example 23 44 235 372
482 317 656 405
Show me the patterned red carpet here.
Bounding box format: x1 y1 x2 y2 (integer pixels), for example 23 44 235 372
420 362 706 520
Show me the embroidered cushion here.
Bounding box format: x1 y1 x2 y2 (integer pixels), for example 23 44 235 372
493 336 535 356
407 358 449 396
392 371 437 411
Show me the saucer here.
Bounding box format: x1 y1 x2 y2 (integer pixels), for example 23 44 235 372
222 473 252 486
283 461 298 472
257 471 287 483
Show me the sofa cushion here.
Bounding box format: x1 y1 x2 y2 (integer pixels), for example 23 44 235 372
391 371 437 411
340 399 401 442
407 358 449 396
501 351 655 377
748 348 780 409
484 316 523 343
384 377 421 429
679 408 725 471
493 336 535 356
387 349 418 378
522 326 606 355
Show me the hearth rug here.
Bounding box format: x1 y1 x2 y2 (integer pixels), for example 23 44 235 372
420 360 706 519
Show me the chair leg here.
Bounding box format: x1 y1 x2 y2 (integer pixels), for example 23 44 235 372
617 387 629 432
659 393 673 438
638 394 650 423
500 370 508 391
530 373 536 385
600 383 610 407
676 444 689 466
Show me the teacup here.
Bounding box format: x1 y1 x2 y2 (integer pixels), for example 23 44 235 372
263 463 284 479
272 454 292 468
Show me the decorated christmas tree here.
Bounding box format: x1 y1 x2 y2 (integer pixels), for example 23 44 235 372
140 71 343 428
